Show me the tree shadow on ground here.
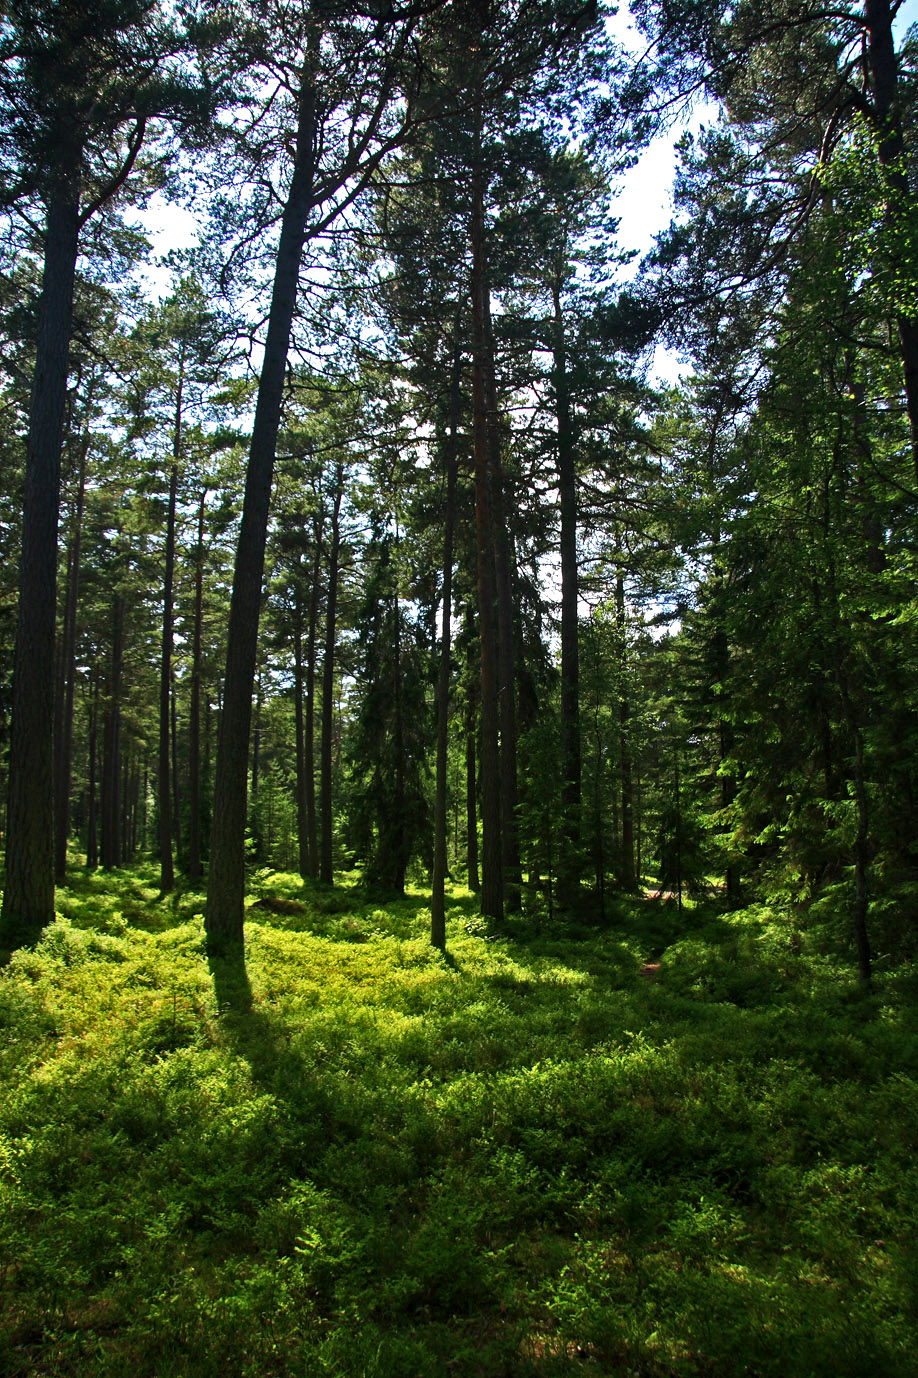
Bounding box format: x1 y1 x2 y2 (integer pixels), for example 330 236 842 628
56 863 205 933
205 942 326 1109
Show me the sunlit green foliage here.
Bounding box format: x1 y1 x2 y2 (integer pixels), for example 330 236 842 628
1 867 916 1376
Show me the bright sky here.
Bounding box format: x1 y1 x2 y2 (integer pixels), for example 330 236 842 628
611 0 918 255
141 6 700 281
140 0 918 375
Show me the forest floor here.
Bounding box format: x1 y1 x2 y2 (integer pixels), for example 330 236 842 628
1 865 917 1377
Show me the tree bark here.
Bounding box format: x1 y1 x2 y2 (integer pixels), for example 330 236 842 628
294 588 309 880
320 469 344 885
86 671 99 870
158 425 181 892
206 54 318 949
616 569 635 888
304 521 322 877
465 620 480 894
480 260 521 910
491 467 523 911
101 593 124 871
553 280 582 901
171 674 182 855
864 0 918 481
54 427 89 883
674 747 683 914
834 653 873 983
188 489 206 882
250 668 263 863
431 330 461 947
142 760 148 853
120 745 130 864
850 724 872 984
393 556 407 894
593 703 606 910
470 152 503 922
635 766 642 882
123 744 138 864
1 157 81 949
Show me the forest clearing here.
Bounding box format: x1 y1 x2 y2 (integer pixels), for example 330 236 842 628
3 0 918 1372
2 865 917 1377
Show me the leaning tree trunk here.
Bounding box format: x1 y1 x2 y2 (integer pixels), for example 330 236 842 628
1 154 81 950
206 60 318 950
431 330 461 948
320 473 343 885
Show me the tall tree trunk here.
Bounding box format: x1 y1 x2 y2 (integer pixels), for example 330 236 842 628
703 401 739 904
304 522 322 877
142 760 148 854
674 747 683 914
294 589 309 880
431 331 462 947
171 674 182 856
616 568 635 889
132 754 141 858
158 393 181 892
610 746 619 858
123 744 137 864
593 706 606 912
204 695 213 856
251 667 262 863
470 149 503 922
121 744 131 864
320 470 343 885
86 671 99 870
1 155 82 949
465 621 480 894
715 620 739 903
54 428 89 883
188 489 206 882
492 469 523 911
850 723 872 984
482 276 522 910
393 565 407 894
206 53 318 949
864 0 918 480
834 652 873 983
101 593 124 872
636 766 642 883
553 279 582 902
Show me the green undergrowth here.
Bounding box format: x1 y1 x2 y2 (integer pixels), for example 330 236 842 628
1 865 917 1377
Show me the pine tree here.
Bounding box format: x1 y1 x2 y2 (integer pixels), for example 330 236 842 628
0 0 218 949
